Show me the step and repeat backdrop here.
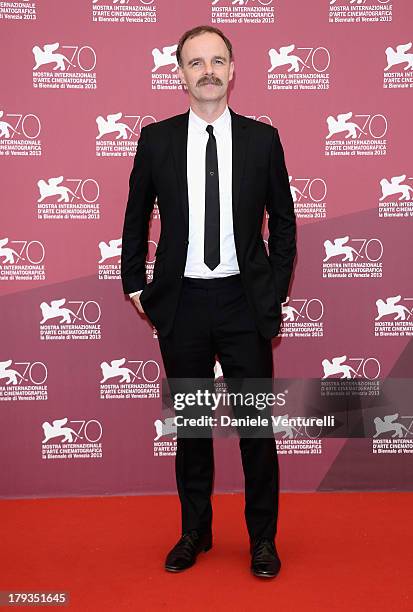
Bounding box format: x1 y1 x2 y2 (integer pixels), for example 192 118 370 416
1 0 412 498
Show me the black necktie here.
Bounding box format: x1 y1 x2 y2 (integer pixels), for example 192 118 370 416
204 124 220 270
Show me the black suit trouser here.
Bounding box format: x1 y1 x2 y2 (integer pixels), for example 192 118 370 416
157 273 279 543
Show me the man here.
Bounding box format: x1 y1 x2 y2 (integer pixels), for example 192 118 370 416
121 25 296 579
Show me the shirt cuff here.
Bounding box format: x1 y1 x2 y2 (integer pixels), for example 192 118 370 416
129 290 143 298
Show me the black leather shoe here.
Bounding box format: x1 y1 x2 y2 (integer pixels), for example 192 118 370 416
165 529 213 572
250 538 281 579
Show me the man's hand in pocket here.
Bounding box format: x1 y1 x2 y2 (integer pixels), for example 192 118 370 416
130 290 145 314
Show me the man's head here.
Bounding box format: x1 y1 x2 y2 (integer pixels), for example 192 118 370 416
176 25 234 105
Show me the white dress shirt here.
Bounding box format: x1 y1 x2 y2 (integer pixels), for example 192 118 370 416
129 104 239 299
184 104 239 278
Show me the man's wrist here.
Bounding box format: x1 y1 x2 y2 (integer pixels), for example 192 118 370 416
129 289 143 298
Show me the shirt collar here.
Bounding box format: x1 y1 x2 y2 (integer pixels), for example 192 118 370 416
188 104 231 137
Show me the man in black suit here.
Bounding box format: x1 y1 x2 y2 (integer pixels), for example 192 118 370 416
121 25 296 578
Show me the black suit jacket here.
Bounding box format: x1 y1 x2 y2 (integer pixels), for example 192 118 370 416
121 106 296 339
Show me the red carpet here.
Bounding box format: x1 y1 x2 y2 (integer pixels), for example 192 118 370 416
1 492 412 611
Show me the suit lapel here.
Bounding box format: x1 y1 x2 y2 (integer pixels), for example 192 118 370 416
171 110 190 229
170 105 250 232
229 106 250 218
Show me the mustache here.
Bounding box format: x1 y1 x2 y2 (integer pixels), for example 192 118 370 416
197 76 223 87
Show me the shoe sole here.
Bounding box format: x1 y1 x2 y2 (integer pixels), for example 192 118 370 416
165 564 193 573
251 568 280 579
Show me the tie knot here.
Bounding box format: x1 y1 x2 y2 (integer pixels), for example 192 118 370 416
206 124 214 136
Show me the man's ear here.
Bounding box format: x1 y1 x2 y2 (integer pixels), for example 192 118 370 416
178 66 186 87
